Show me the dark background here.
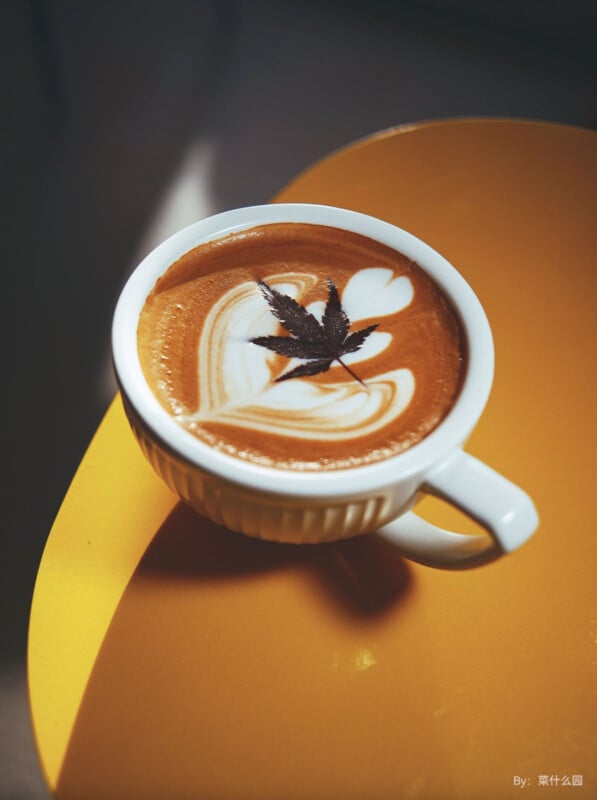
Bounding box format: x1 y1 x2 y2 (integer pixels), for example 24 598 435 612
2 1 596 796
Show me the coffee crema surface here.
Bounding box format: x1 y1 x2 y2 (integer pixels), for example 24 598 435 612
137 223 466 470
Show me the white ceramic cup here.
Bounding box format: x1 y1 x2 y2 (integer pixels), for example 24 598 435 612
112 203 538 569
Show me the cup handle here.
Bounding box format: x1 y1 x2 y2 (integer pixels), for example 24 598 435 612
377 450 539 569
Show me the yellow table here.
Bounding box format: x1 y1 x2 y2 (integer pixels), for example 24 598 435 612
29 120 597 799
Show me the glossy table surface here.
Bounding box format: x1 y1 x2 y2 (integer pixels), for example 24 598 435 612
29 119 597 799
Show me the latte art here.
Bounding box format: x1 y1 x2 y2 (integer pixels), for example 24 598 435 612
177 269 415 442
137 224 465 470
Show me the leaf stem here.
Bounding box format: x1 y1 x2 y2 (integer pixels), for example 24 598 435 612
336 357 367 387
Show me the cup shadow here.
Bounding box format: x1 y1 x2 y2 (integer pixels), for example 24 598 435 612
54 503 413 799
141 501 413 618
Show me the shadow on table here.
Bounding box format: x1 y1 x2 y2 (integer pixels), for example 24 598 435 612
54 503 413 798
140 502 413 616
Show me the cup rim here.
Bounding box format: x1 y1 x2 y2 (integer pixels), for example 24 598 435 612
112 203 494 498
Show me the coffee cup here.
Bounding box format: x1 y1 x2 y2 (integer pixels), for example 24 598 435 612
112 203 538 568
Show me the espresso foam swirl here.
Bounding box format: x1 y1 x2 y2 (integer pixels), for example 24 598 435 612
176 269 415 443
137 222 466 470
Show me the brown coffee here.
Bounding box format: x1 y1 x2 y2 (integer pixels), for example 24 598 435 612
137 223 465 470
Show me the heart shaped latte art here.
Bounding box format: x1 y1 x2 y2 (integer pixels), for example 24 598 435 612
341 267 414 320
177 269 415 443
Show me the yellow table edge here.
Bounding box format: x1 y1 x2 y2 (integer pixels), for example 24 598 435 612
28 395 176 788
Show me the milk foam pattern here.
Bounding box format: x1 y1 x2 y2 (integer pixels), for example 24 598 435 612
177 268 415 442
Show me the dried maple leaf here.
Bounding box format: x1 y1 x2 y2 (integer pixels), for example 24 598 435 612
251 279 378 384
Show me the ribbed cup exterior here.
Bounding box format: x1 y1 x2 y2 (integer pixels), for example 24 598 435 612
122 396 409 544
